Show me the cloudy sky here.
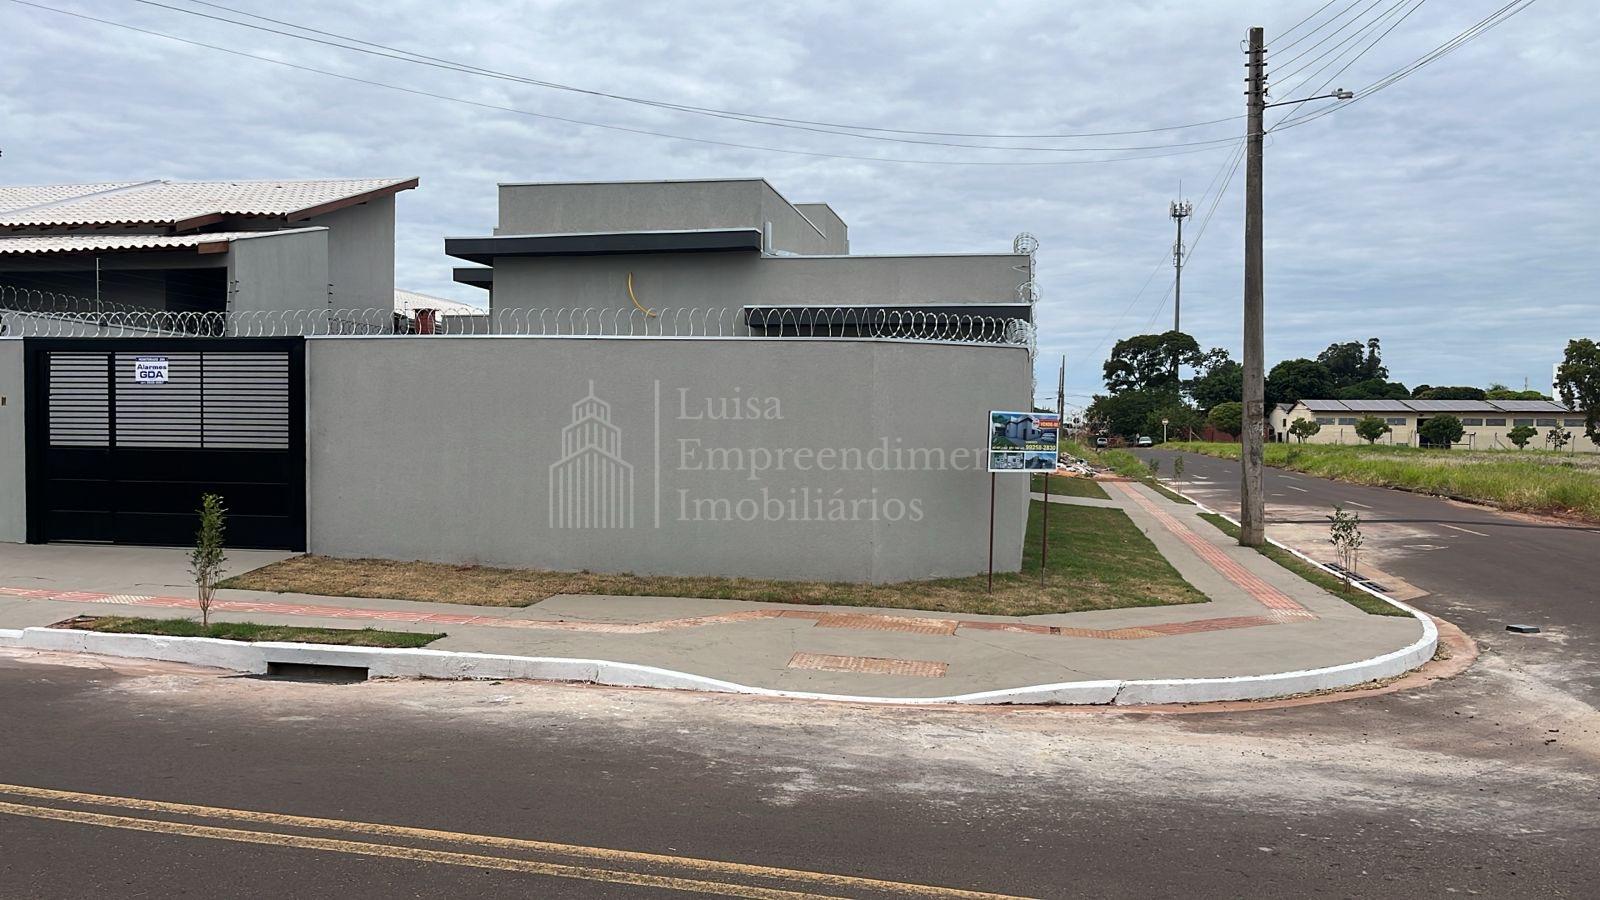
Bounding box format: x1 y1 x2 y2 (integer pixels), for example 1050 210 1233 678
2 0 1592 408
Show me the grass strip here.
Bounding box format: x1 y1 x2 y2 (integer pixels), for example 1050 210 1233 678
1194 513 1407 617
1168 441 1600 523
70 616 444 647
223 501 1206 617
1029 473 1109 499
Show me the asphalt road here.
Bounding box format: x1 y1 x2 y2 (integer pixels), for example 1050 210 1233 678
2 452 1596 897
0 645 1596 898
1136 447 1600 705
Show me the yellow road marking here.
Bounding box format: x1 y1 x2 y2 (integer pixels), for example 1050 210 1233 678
0 783 1026 899
0 799 829 899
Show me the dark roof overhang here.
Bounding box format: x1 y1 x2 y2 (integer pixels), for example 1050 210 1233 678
444 228 763 265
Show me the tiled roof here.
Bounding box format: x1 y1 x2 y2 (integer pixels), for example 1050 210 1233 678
0 178 417 227
393 288 485 316
1297 398 1574 413
0 182 145 214
0 228 326 256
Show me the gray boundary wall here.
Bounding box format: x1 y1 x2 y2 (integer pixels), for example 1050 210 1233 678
306 336 1031 583
0 339 22 542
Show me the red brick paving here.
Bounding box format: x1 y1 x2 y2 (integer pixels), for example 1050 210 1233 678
1107 481 1316 620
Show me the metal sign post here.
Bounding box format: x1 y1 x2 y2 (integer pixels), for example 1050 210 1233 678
987 473 996 593
1040 472 1049 586
987 409 1061 593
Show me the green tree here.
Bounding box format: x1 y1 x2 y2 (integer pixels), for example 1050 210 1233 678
1086 389 1168 440
1555 338 1600 443
1102 331 1204 395
1415 386 1487 401
189 493 227 628
1507 424 1537 449
1317 338 1388 389
1185 348 1242 411
1333 378 1410 400
1485 384 1551 401
1419 415 1465 449
1354 416 1391 444
1208 401 1244 438
1265 358 1335 408
1288 417 1321 443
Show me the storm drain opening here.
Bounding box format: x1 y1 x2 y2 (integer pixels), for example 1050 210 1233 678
263 661 369 683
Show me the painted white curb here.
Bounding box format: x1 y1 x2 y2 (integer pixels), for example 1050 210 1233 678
0 476 1434 705
0 615 1432 706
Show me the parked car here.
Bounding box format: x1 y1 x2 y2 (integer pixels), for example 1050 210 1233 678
1094 436 1109 448
1136 435 1154 447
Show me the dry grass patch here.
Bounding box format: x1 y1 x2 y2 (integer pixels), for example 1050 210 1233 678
223 501 1206 617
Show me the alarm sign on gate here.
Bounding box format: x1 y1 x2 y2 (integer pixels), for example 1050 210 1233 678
133 356 169 384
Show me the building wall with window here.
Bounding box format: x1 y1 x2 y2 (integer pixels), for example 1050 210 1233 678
1275 400 1596 452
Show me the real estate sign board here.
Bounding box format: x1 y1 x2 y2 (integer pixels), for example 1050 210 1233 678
988 409 1059 473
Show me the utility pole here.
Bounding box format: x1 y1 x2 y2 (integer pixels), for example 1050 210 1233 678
1240 25 1267 547
1057 354 1066 419
1169 198 1192 333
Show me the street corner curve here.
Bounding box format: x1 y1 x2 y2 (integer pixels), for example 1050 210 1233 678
5 620 1441 707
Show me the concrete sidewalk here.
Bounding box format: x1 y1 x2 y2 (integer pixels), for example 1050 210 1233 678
0 482 1430 702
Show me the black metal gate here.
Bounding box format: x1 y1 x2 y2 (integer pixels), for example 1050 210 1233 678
25 338 306 550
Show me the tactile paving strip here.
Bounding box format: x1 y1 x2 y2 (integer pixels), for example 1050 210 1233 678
787 652 948 678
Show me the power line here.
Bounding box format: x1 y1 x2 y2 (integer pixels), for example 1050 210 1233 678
1271 0 1427 123
1272 0 1393 78
1277 0 1344 42
1082 138 1244 365
1271 0 1538 132
1272 0 1371 54
136 0 1249 145
1272 0 1418 89
10 0 1242 168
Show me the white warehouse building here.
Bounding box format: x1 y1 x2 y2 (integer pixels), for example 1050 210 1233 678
1271 399 1596 452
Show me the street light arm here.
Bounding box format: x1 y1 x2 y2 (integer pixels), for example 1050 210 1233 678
1263 89 1355 109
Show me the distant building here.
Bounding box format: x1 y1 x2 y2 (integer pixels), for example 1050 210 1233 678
1273 399 1595 452
0 177 417 320
445 178 1035 333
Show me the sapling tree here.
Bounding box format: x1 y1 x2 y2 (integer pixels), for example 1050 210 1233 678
1146 458 1160 479
1327 504 1364 584
190 493 227 628
1172 454 1185 486
1507 424 1537 450
1547 425 1571 451
1288 417 1320 443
